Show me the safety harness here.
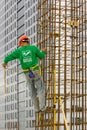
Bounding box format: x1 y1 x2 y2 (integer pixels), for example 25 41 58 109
23 64 39 72
23 64 40 78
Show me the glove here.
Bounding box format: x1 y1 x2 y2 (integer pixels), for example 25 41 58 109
2 63 7 68
42 48 46 53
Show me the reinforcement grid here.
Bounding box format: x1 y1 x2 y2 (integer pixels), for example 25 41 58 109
36 0 87 130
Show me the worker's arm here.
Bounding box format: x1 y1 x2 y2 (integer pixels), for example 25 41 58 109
2 63 7 68
35 46 46 59
2 49 19 68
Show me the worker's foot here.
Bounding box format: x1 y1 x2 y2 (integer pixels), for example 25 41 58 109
40 106 46 112
36 106 46 112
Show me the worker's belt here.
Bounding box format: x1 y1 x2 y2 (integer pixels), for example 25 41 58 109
23 64 39 72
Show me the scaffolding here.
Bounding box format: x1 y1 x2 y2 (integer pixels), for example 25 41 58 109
36 0 87 130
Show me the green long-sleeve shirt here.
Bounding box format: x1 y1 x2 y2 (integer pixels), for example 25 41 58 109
4 45 45 70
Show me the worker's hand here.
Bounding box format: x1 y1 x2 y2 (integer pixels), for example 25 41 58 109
42 48 46 53
2 63 7 68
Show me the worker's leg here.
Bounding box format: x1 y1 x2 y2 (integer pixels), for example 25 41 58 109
34 71 46 110
25 74 39 111
35 78 45 110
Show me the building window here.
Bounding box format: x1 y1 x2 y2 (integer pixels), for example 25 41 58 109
33 6 35 13
34 35 36 43
28 10 30 17
28 29 30 35
33 25 35 33
11 95 14 101
15 103 17 109
26 90 28 97
26 110 28 118
25 120 28 128
29 110 34 117
26 100 28 107
15 112 18 119
29 99 33 107
33 16 35 23
28 20 30 26
11 85 14 92
15 93 17 100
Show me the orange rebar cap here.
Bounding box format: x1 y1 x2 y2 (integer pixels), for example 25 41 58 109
18 35 30 46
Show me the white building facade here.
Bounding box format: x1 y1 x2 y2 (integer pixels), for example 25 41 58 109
0 0 38 130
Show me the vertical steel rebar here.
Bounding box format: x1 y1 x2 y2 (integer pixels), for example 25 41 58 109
36 0 87 130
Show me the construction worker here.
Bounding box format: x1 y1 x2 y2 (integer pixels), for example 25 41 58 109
2 35 46 112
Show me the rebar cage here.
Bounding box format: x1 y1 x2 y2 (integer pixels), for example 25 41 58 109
36 0 87 130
